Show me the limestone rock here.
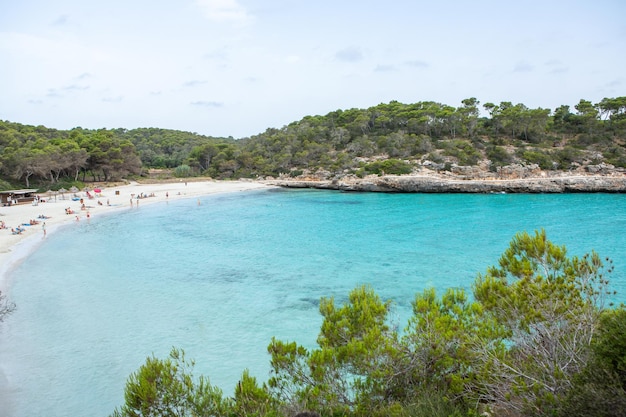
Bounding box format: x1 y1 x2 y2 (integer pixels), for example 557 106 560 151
266 174 626 193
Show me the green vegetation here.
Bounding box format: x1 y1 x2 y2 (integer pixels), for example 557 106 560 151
1 97 625 189
356 158 413 176
111 348 232 417
111 230 625 417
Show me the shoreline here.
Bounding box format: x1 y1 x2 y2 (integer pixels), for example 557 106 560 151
0 180 273 293
2 173 624 290
267 173 626 193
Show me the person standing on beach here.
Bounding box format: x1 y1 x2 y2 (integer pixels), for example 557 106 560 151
42 222 46 237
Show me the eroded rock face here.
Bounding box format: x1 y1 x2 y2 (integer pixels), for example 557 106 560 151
266 161 626 193
377 175 626 193
267 174 626 193
495 164 543 179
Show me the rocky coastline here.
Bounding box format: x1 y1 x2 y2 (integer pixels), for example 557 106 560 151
266 172 626 193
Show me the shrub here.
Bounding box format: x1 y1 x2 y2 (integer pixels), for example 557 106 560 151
558 308 626 416
442 140 481 166
553 146 583 169
486 145 513 167
174 164 192 178
603 145 626 168
520 149 554 170
361 159 413 175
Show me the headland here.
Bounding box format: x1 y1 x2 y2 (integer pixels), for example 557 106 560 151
267 170 626 193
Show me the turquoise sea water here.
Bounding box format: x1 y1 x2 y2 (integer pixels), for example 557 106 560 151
0 189 625 417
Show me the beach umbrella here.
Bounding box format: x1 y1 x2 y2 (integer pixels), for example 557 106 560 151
58 188 67 199
46 190 57 202
69 186 79 193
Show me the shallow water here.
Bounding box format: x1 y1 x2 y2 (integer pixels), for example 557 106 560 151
0 189 625 416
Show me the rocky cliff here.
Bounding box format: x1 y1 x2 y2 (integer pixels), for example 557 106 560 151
267 174 626 193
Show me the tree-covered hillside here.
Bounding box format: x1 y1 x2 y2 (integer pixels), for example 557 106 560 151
1 97 625 188
238 97 626 178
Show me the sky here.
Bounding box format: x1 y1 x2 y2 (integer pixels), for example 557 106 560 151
1 0 625 139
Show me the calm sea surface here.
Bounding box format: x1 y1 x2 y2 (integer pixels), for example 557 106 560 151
0 189 625 417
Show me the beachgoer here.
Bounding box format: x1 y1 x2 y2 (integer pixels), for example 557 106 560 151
42 222 46 237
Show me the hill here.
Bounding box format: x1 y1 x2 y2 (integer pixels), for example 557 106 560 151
1 97 625 190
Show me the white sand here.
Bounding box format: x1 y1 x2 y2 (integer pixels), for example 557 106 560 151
0 180 272 291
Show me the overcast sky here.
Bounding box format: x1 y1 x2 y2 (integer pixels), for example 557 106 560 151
1 0 625 138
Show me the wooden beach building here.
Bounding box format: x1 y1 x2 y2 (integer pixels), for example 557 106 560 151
0 189 39 206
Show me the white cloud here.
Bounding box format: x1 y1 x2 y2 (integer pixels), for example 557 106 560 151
102 96 124 103
404 60 429 69
183 80 208 87
51 14 70 26
195 0 252 24
513 61 534 73
62 84 90 92
191 100 224 108
335 46 363 63
46 89 63 98
374 64 396 73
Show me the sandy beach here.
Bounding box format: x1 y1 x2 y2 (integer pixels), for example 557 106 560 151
0 180 272 292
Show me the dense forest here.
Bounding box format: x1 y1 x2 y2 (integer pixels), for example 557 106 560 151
1 97 625 190
108 231 626 417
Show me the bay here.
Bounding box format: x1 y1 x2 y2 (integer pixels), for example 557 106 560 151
0 189 625 417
